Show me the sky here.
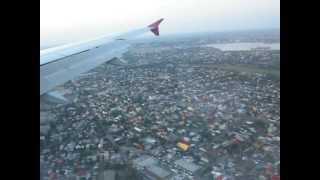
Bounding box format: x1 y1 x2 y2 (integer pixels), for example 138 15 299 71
40 0 280 47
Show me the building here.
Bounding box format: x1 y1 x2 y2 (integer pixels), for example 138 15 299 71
97 170 116 180
175 158 202 174
133 155 174 180
177 142 190 151
133 155 158 169
142 165 173 180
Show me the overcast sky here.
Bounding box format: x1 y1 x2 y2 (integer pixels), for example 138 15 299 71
41 0 280 46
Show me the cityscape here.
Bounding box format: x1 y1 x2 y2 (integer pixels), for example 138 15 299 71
40 30 280 180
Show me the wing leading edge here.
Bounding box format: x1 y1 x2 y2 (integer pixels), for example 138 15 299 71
40 19 164 95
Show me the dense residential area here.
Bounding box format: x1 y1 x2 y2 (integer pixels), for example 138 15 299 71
40 30 280 180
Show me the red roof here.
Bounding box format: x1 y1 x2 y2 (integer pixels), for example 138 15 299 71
271 175 280 180
48 173 58 180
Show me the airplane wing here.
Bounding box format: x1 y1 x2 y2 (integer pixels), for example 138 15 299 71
40 18 164 96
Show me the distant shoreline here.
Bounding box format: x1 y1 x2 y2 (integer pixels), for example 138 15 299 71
204 42 280 51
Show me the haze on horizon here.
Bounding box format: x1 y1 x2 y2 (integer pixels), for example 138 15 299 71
41 0 279 48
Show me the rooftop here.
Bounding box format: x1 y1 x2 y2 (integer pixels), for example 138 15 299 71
175 158 201 173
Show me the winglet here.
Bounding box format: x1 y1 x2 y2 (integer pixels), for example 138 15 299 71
148 18 164 36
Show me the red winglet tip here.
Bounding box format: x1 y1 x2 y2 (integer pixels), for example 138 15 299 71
148 18 164 36
148 18 164 28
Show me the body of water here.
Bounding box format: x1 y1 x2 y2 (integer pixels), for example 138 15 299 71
205 42 280 51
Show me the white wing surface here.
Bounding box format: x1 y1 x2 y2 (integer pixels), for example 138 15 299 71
40 19 164 95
